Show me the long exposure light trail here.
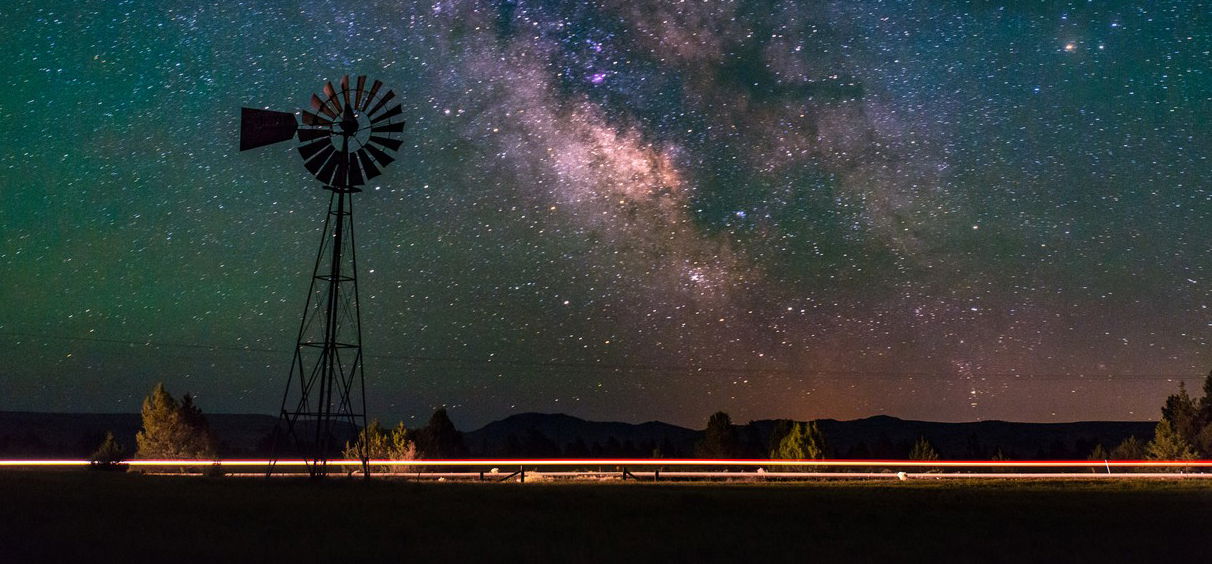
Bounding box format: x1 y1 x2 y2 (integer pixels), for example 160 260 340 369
3 458 1212 469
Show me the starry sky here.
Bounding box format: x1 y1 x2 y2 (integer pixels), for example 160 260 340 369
2 1 1209 428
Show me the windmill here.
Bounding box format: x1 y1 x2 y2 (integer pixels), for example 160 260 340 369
240 75 405 477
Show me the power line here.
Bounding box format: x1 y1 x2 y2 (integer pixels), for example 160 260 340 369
0 330 1200 381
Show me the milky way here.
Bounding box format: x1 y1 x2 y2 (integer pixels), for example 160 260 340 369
2 1 1209 427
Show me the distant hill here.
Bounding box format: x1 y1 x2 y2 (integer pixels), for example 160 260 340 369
0 411 1156 460
463 413 1155 459
464 412 700 457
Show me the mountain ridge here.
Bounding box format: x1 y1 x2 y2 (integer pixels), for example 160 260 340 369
0 410 1156 460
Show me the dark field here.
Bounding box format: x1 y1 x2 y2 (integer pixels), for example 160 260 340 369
2 472 1210 562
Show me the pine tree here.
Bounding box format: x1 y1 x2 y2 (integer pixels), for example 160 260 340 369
909 437 940 473
771 421 828 471
695 411 740 459
1087 443 1110 473
772 421 828 459
135 383 216 459
416 408 465 458
909 436 939 460
1161 382 1199 446
1199 370 1212 426
1110 435 1146 460
1196 370 1212 457
1146 418 1196 463
1195 425 1212 459
90 431 126 466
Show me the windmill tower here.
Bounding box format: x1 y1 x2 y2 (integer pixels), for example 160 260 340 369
240 75 405 477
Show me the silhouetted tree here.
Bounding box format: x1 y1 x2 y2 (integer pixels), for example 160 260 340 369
766 419 794 454
1087 443 1110 473
416 408 465 458
135 383 216 459
695 411 740 458
180 394 210 439
1196 425 1212 459
1110 435 1146 460
90 431 125 466
564 438 590 458
1198 370 1212 421
1192 370 1212 457
909 436 939 461
1162 382 1199 447
1148 373 1212 458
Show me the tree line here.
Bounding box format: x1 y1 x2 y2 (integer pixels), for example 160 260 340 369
93 382 469 466
91 371 1212 469
1088 370 1212 462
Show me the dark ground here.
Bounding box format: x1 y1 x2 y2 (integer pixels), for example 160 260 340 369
2 471 1210 562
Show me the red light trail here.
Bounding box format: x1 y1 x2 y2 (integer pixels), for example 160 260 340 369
3 458 1211 468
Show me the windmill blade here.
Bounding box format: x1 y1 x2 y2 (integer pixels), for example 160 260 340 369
369 135 403 151
340 75 352 110
323 81 342 115
370 104 403 124
303 144 336 176
240 107 298 151
357 149 382 179
298 138 331 162
362 80 383 111
317 152 341 185
312 94 338 119
347 153 365 186
367 89 395 117
297 127 331 142
288 76 404 183
354 75 367 109
302 110 332 126
371 120 406 134
363 144 395 168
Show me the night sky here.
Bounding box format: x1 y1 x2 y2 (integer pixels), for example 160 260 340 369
2 1 1209 428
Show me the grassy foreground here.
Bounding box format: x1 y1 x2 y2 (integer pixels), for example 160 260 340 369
2 472 1210 562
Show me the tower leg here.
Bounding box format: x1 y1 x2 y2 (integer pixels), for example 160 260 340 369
269 186 368 478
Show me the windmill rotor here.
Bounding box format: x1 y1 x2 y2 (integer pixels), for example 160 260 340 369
241 74 406 189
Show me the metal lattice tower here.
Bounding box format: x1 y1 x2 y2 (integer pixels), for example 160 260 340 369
239 75 405 477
